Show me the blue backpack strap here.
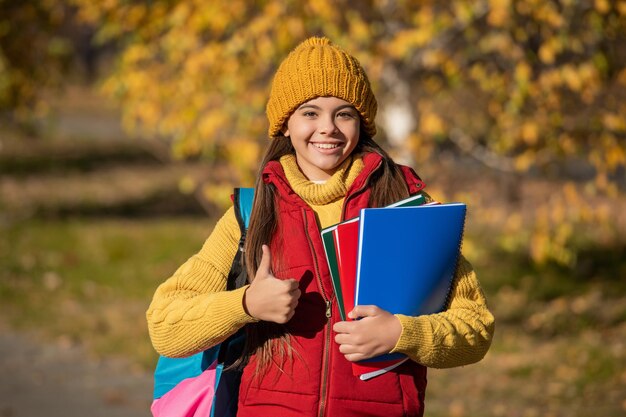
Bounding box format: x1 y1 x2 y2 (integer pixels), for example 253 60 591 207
212 187 254 416
235 187 254 229
227 187 254 291
152 188 254 401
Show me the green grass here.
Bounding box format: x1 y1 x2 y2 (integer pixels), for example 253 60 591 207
472 242 626 299
0 217 215 369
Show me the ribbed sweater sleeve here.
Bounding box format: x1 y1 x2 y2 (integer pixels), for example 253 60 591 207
390 255 495 368
146 206 258 358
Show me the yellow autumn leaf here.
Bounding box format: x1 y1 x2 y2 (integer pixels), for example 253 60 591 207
521 121 539 145
514 150 536 171
603 136 626 170
178 175 197 195
202 183 237 211
539 41 556 64
530 232 549 264
225 139 261 182
514 61 532 84
603 113 625 131
561 65 582 91
487 0 511 27
595 0 611 14
419 112 445 136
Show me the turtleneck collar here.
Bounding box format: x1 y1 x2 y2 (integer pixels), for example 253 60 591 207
278 154 364 206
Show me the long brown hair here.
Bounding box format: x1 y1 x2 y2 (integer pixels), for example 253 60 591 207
238 131 410 377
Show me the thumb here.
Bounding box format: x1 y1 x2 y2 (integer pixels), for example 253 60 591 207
256 244 273 278
348 305 378 320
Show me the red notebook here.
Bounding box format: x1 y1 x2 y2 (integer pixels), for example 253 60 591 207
332 217 359 319
351 358 408 380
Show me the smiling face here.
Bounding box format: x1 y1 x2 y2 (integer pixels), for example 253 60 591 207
283 96 361 181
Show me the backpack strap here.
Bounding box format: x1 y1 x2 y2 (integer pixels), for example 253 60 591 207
218 188 254 368
234 187 254 230
227 187 254 291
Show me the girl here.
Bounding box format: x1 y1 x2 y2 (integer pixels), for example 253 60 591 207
147 37 495 417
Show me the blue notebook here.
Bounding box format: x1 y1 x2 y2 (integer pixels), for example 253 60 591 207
354 203 467 317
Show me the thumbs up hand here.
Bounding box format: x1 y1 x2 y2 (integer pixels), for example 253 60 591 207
243 245 301 323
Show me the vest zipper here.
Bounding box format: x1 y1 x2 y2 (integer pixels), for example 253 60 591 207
301 208 332 417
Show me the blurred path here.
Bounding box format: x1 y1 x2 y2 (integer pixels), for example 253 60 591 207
0 331 152 417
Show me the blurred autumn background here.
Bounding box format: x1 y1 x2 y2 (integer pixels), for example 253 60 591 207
1 0 625 416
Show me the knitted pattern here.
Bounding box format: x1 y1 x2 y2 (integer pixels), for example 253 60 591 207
266 37 378 138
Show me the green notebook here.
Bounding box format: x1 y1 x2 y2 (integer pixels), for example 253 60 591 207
321 225 345 319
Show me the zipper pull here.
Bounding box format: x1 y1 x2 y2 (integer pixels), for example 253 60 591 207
325 300 332 318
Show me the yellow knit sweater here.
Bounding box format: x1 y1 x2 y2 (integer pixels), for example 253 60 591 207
146 155 495 368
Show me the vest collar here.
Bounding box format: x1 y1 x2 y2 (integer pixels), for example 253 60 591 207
262 152 385 205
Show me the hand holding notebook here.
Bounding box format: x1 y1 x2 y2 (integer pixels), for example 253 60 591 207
333 304 403 359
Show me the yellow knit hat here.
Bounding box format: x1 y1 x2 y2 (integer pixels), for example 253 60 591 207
266 37 377 138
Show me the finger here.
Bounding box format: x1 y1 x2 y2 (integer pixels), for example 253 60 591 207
348 305 379 319
288 290 300 307
287 309 296 321
276 309 297 324
338 343 352 354
332 321 352 334
257 244 272 277
339 345 368 362
289 288 302 303
343 352 366 362
334 333 352 345
284 279 300 291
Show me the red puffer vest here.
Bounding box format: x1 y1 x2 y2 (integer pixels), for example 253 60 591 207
237 153 427 417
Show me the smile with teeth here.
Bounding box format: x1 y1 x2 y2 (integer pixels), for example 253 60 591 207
312 143 341 149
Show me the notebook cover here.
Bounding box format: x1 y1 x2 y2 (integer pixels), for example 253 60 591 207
333 217 360 320
352 203 466 368
320 225 345 320
355 203 467 316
